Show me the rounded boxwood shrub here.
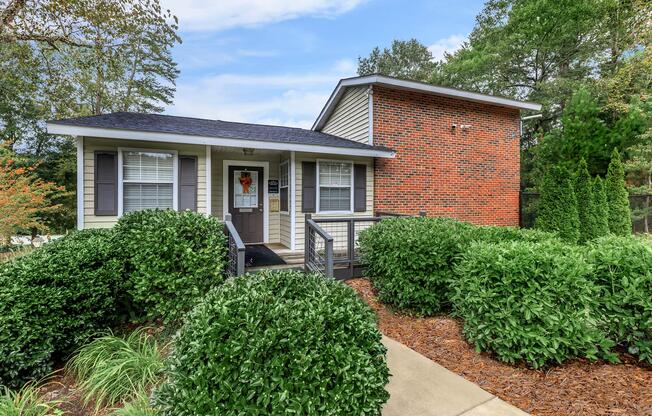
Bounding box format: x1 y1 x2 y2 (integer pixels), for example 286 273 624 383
114 209 228 322
154 270 389 415
452 240 613 368
0 229 122 388
358 217 474 315
585 236 652 362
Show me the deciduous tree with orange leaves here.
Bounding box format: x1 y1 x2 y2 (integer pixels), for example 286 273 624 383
0 151 64 245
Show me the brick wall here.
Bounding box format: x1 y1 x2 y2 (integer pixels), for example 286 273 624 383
372 86 521 226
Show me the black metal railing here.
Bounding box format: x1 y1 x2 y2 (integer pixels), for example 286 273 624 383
304 215 334 278
224 214 245 277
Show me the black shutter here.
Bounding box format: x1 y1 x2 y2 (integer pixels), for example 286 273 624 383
302 161 316 213
94 151 118 216
354 164 367 212
179 156 198 212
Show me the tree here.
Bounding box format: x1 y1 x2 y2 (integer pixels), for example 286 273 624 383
575 158 597 243
535 165 580 242
0 0 180 232
624 132 652 232
593 176 610 238
606 148 633 235
0 152 64 244
357 39 438 82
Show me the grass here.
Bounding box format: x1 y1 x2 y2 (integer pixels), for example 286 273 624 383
0 380 63 416
66 328 165 413
110 391 157 416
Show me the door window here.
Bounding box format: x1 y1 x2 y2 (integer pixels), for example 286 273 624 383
234 170 259 208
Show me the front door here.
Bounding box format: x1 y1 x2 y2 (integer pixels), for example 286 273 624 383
228 166 264 243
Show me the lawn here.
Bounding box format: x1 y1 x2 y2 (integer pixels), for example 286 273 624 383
348 278 652 416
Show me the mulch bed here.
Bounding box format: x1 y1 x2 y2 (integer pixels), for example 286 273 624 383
346 278 652 416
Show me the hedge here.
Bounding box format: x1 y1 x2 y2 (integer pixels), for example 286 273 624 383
155 270 389 415
114 209 228 322
358 217 558 316
359 217 474 315
585 236 652 363
452 240 614 368
0 229 122 388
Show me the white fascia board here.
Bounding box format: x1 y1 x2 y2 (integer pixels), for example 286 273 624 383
47 123 395 159
312 75 542 130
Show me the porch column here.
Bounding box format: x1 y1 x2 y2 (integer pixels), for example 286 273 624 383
290 151 296 250
76 136 84 230
205 145 212 216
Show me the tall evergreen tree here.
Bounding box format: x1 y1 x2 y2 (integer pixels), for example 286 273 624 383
536 165 580 242
605 148 633 235
592 176 610 238
575 158 597 242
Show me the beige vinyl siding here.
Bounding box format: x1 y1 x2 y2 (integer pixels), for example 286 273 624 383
294 153 374 251
83 137 207 229
321 87 370 144
210 149 281 244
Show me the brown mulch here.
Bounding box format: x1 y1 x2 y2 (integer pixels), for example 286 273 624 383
347 278 652 416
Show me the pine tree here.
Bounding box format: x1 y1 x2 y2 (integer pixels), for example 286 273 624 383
592 176 610 238
536 165 580 243
605 149 633 236
575 158 596 242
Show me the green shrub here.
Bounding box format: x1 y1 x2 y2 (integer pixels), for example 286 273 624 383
452 240 613 368
67 328 164 412
535 165 580 242
470 225 558 244
359 217 557 316
114 209 227 322
585 236 652 362
575 158 597 243
0 229 123 388
155 270 389 415
592 176 610 238
606 149 632 236
359 217 474 315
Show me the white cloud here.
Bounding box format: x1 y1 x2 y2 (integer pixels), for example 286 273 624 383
428 34 466 61
161 0 366 31
166 60 357 128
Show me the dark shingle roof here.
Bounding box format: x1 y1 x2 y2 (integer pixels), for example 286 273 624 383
50 112 392 153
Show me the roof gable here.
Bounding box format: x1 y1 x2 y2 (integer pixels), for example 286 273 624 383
312 75 542 131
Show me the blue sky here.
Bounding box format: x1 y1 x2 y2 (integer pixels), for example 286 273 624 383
161 0 484 128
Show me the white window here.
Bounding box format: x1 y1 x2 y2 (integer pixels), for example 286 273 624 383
120 150 177 214
279 161 289 213
317 160 353 213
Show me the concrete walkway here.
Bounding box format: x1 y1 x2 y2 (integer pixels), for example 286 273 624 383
382 336 529 416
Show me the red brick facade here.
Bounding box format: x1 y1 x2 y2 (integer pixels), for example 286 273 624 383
372 86 521 226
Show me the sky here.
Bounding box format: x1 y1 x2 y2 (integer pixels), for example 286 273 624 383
160 0 485 129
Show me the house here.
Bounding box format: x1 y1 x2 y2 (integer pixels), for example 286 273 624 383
47 75 540 266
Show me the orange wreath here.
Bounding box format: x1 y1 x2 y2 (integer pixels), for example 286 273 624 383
239 173 253 194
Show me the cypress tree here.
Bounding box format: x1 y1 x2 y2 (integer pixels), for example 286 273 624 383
575 158 596 243
605 149 632 236
592 176 610 238
536 165 580 243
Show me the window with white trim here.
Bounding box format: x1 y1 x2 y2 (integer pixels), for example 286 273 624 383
318 160 352 212
279 160 289 212
122 151 175 213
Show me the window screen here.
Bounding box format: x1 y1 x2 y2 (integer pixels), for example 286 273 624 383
318 161 352 212
122 151 174 213
280 161 289 212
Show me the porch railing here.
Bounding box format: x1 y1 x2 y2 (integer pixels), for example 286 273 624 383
304 214 334 278
224 214 245 277
305 211 426 280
